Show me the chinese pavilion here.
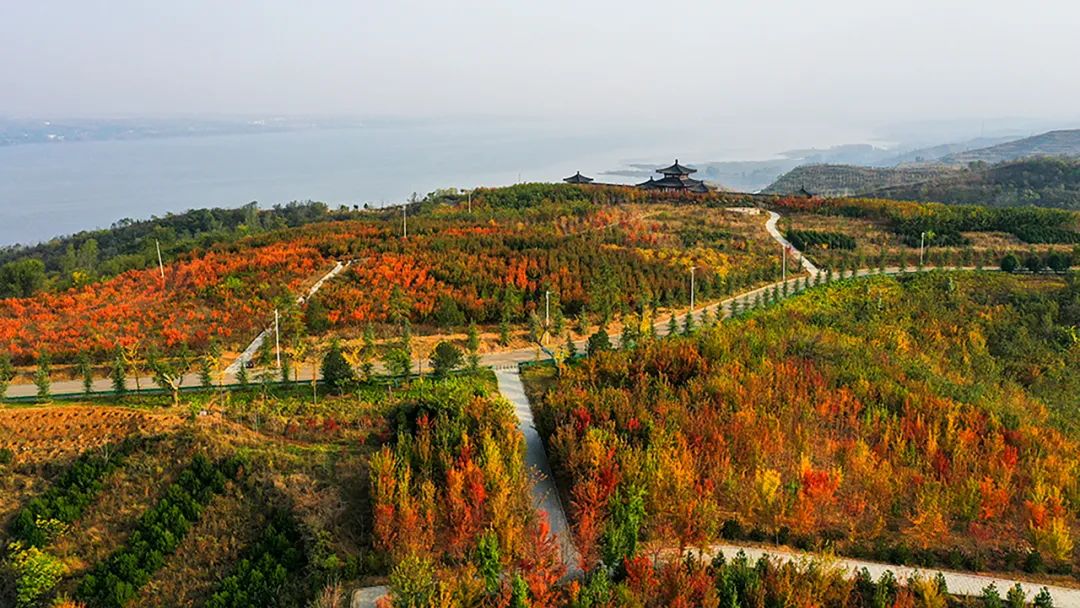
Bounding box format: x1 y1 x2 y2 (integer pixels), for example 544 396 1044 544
637 159 708 193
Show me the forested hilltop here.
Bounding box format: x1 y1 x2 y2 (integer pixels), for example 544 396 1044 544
766 158 1080 210
763 164 960 197
0 201 341 297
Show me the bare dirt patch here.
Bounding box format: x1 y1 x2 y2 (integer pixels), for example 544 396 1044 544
0 405 184 462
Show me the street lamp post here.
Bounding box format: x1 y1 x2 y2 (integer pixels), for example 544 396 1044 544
155 240 165 287
545 290 550 327
782 245 787 282
689 266 696 313
274 309 281 370
403 205 408 239
920 231 926 266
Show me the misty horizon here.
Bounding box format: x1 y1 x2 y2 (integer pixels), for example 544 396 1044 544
4 1 1080 125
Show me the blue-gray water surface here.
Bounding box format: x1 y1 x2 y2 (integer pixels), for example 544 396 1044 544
0 120 668 246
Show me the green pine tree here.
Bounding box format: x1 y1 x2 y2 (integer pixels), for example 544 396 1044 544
466 322 481 370
34 351 51 400
0 352 14 400
77 351 94 395
235 362 249 388
682 312 695 335
565 331 577 359
111 349 127 394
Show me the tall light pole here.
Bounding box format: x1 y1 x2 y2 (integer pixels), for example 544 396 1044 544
782 245 787 282
689 266 696 312
274 309 281 370
545 290 550 327
919 231 926 266
402 205 408 239
467 190 472 213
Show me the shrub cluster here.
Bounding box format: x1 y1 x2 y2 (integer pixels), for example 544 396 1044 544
204 511 307 608
1000 251 1073 273
8 442 135 547
75 454 238 608
785 229 856 250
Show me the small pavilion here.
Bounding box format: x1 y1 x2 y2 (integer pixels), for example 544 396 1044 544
563 171 594 184
637 159 708 193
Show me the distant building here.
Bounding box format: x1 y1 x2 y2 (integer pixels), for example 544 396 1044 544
563 171 594 184
637 159 709 193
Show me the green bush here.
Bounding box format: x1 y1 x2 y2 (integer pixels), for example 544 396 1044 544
320 341 355 393
7 541 67 608
1045 251 1072 272
587 329 612 355
429 341 463 377
785 229 857 250
1000 253 1021 273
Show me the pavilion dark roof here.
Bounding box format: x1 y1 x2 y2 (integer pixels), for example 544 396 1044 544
639 174 708 193
564 171 594 184
657 159 696 176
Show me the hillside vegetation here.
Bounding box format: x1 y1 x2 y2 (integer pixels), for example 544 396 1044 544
774 195 1080 249
0 184 780 363
942 130 1080 164
762 164 959 197
533 272 1080 578
874 157 1080 210
764 130 1080 208
0 371 565 607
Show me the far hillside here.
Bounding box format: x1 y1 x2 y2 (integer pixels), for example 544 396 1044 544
762 164 959 197
768 158 1080 210
943 129 1080 164
765 129 1080 202
875 157 1080 209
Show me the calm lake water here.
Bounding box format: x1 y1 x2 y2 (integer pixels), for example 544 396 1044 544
0 121 640 246
0 119 873 246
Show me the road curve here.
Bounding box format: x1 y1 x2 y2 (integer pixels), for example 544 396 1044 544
764 209 819 275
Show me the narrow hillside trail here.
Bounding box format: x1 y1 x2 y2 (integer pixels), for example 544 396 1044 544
225 259 351 374
764 208 820 274
495 369 583 575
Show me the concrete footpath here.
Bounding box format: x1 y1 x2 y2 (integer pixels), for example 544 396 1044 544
495 369 582 576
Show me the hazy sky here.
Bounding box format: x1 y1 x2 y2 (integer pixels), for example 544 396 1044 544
3 0 1079 127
